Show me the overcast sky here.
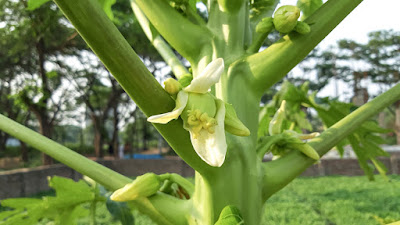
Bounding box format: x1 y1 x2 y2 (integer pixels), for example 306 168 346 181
281 0 400 47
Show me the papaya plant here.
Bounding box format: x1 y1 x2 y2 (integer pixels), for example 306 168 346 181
1 0 400 224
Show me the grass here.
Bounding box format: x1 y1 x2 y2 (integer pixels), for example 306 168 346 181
3 175 400 224
262 175 400 225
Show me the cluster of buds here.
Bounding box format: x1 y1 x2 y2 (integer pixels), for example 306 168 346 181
268 100 320 160
256 5 311 35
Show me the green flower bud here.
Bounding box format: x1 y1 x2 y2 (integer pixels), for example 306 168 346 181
215 205 244 225
224 103 250 136
269 100 287 135
110 173 161 202
281 130 320 160
294 21 310 34
288 142 320 160
273 5 300 33
218 0 243 13
178 73 193 88
256 17 274 34
164 78 182 95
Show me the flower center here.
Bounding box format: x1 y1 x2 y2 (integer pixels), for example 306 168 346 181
186 109 217 139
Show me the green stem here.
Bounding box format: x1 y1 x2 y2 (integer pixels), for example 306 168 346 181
262 82 400 201
207 1 247 60
130 193 190 225
53 0 211 175
246 31 269 54
247 0 363 95
90 201 97 225
130 1 189 79
135 0 212 62
0 114 132 191
256 135 284 159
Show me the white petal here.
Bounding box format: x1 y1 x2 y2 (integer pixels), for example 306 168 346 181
147 91 188 124
184 58 224 94
189 99 227 167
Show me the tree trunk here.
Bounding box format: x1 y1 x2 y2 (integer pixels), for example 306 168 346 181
142 118 148 151
111 105 119 158
91 114 104 158
0 132 7 153
20 140 29 163
395 101 400 145
94 129 103 158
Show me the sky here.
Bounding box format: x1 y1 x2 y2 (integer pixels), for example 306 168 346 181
281 0 400 47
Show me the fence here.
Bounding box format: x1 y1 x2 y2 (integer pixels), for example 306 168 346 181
1 154 399 199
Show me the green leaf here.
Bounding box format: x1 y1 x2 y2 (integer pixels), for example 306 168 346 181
371 158 388 181
46 71 58 79
106 196 135 225
0 176 97 224
26 0 51 11
296 0 323 20
97 0 117 20
214 205 245 225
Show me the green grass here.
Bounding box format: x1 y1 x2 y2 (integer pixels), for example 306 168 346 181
3 176 400 224
86 175 400 225
262 175 400 225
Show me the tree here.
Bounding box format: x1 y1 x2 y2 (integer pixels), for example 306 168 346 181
1 0 400 224
0 0 86 165
300 30 400 143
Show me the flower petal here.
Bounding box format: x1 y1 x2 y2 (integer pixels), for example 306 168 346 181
184 58 224 94
147 91 188 124
189 99 227 167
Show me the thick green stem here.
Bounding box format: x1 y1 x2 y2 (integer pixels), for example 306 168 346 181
262 82 400 200
130 1 189 79
247 0 363 95
135 0 212 62
207 0 248 62
0 114 132 191
53 0 211 175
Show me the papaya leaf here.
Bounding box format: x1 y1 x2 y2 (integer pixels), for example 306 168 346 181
26 0 51 11
97 0 117 21
106 195 135 225
0 176 99 224
214 205 244 225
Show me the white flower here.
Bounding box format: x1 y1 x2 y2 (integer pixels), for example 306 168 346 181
147 59 227 167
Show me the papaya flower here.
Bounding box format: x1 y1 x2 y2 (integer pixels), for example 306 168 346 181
147 59 249 167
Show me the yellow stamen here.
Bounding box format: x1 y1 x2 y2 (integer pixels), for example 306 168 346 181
186 109 217 139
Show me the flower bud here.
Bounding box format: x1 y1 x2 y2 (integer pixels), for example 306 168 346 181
224 103 250 136
256 17 274 34
273 5 300 33
294 21 311 34
110 173 161 202
269 100 287 135
164 78 182 95
288 142 320 160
